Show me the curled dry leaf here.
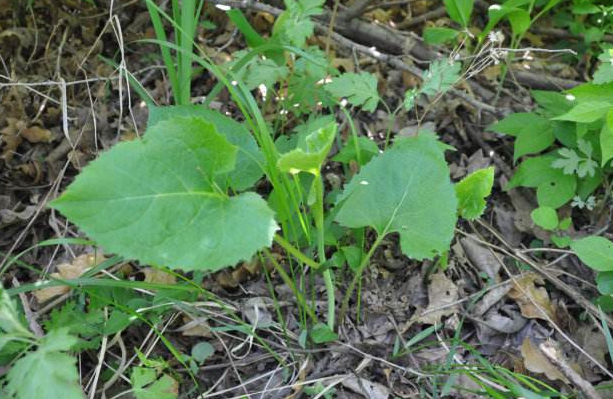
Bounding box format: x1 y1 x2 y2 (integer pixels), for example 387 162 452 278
508 273 556 322
417 272 459 325
33 253 106 303
21 125 52 143
521 338 568 383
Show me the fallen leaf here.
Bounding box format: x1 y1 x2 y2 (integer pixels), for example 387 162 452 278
22 125 52 143
34 253 106 302
177 317 211 337
521 338 568 383
142 268 176 284
341 375 389 399
417 272 459 325
508 273 556 322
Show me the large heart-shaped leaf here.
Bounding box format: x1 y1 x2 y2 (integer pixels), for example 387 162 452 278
148 105 264 191
51 117 278 271
335 133 457 260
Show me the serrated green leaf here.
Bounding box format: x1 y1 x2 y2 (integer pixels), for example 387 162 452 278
552 101 612 123
0 289 32 337
423 27 459 44
325 72 380 112
443 0 473 27
571 236 613 272
530 207 558 230
455 167 495 220
147 106 264 191
131 367 178 399
419 60 461 99
5 328 83 399
273 0 324 47
277 123 337 175
51 117 278 272
335 133 457 260
243 58 289 90
332 136 379 166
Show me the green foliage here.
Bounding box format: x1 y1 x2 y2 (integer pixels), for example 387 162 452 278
131 367 178 399
443 0 473 27
423 27 460 45
310 323 338 343
404 60 460 109
277 123 337 175
324 72 381 112
335 134 457 260
5 329 83 399
273 0 325 48
455 167 495 220
332 136 379 166
191 341 214 364
50 116 278 271
571 236 613 272
530 206 559 230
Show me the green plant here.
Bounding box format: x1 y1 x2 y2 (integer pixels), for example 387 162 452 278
46 0 496 340
488 68 613 241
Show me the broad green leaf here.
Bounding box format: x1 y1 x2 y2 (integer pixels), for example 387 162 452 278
602 110 613 167
455 166 495 220
567 82 613 103
148 105 264 191
424 27 459 44
506 9 531 35
335 133 457 260
594 49 613 84
530 207 558 230
332 136 379 166
507 154 577 209
512 117 555 161
571 236 613 272
311 322 338 343
531 90 573 116
131 367 178 399
191 341 214 363
5 329 83 399
443 0 473 27
597 272 613 294
324 72 380 112
552 101 612 123
488 113 545 137
277 123 337 175
51 117 278 272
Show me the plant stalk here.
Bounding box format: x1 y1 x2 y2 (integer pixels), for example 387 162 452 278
314 175 335 330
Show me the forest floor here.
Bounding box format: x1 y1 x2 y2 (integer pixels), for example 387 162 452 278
1 0 612 398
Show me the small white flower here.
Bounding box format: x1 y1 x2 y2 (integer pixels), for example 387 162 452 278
261 55 267 61
258 84 267 100
340 98 348 107
565 94 576 101
598 18 603 23
231 80 238 86
215 4 231 11
489 4 502 11
360 180 369 185
293 103 300 108
489 150 495 157
280 109 288 115
316 101 323 106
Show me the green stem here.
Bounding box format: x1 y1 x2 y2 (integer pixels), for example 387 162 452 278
338 234 383 324
274 234 320 270
264 249 318 323
314 175 335 330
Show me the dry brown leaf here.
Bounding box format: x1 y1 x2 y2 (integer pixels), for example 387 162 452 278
417 272 459 325
178 316 212 337
1 118 25 160
508 273 556 321
142 267 176 284
521 338 568 383
34 253 106 303
22 125 52 143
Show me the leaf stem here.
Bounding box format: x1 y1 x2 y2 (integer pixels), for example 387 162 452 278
273 234 320 270
338 234 383 325
314 175 335 330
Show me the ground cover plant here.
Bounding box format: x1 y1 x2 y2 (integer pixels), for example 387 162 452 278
1 0 613 398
